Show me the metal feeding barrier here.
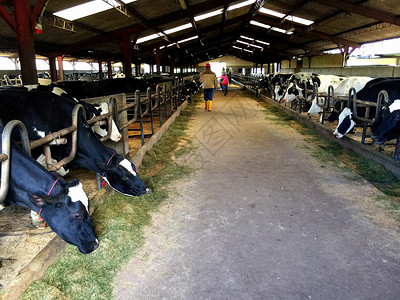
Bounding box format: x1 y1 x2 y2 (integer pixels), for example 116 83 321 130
0 120 31 203
0 101 119 202
1 75 199 201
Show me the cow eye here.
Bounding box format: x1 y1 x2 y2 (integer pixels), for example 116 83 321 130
73 213 83 221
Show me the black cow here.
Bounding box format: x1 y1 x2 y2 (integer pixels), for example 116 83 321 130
52 78 149 99
370 106 400 144
0 86 150 196
0 120 98 253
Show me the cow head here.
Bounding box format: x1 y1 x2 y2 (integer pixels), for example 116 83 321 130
30 179 98 254
97 153 150 196
282 83 304 103
307 98 323 117
91 102 122 142
371 103 400 145
333 108 355 138
274 85 284 101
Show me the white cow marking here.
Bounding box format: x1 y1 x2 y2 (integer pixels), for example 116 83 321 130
333 108 355 138
33 127 46 138
68 182 89 212
120 159 137 176
51 87 67 96
25 84 39 91
389 99 400 113
91 102 122 142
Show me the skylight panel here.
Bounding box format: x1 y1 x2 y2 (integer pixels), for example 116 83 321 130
250 20 293 35
136 32 163 44
288 16 314 26
271 27 291 34
236 40 250 46
250 20 271 29
54 0 137 21
178 35 198 44
236 40 263 50
194 9 222 21
256 39 270 46
164 23 192 35
240 35 254 41
227 0 256 11
259 8 285 18
232 45 253 54
259 7 314 26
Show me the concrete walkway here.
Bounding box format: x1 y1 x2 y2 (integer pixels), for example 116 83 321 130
114 85 400 299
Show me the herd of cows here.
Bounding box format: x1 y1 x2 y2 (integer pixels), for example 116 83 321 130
0 75 200 254
4 70 400 254
256 72 400 145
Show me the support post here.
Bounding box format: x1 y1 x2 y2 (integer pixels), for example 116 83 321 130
49 56 57 82
98 59 103 79
57 56 64 81
122 36 132 78
155 47 161 75
170 56 175 75
14 0 38 85
107 60 112 79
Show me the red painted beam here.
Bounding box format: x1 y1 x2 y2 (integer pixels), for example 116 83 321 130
14 0 38 85
122 36 132 78
0 4 16 30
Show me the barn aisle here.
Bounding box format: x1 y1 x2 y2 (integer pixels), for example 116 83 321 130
113 84 400 299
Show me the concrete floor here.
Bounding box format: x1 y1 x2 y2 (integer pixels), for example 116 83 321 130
113 85 400 300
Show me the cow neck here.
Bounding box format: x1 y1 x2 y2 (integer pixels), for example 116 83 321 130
47 178 61 196
102 153 115 178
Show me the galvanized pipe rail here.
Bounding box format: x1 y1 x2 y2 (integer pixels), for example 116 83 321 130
0 120 31 203
350 89 387 144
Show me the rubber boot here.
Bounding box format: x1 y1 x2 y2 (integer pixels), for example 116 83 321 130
208 100 212 111
205 100 208 110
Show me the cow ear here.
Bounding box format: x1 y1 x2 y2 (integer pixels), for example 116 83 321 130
66 178 81 188
30 195 47 208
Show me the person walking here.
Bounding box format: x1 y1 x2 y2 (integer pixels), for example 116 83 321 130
219 72 229 96
200 63 218 111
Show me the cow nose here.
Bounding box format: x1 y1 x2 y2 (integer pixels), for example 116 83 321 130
90 241 99 252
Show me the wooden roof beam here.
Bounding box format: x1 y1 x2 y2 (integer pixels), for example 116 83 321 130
280 0 310 24
312 0 400 27
253 14 361 48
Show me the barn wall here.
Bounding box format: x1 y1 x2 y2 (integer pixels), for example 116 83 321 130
198 55 253 74
280 52 400 78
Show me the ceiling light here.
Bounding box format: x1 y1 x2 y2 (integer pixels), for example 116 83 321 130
250 20 271 29
285 27 295 34
240 35 254 41
256 39 270 45
194 9 222 21
53 0 137 21
227 0 255 11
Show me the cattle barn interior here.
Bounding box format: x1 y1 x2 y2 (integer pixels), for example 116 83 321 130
0 0 400 82
2 0 400 298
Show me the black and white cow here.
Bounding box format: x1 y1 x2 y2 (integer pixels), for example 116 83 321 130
284 74 345 104
0 120 98 253
333 78 400 138
0 86 150 196
370 100 400 144
79 100 122 142
269 73 293 101
307 76 374 116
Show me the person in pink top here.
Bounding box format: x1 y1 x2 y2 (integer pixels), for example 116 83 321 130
219 72 229 96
